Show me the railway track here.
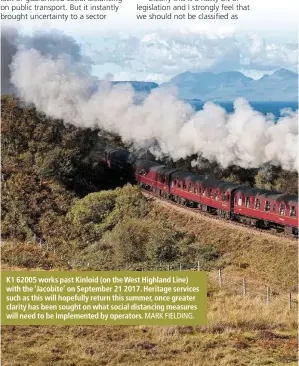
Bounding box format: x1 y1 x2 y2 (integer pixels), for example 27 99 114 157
141 188 297 242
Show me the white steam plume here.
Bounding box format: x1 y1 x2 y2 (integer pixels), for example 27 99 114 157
10 46 298 172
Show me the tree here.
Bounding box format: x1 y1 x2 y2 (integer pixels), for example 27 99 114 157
1 95 105 194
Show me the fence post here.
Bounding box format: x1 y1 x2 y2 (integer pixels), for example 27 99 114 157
218 268 222 288
288 292 292 310
242 278 246 296
179 263 182 271
197 261 200 271
266 287 270 304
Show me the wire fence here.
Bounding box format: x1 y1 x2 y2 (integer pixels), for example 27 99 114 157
29 235 298 310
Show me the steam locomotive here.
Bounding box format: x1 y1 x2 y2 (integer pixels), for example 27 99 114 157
104 148 298 236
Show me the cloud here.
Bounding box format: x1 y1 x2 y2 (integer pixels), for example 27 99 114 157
1 27 92 93
240 33 298 72
91 30 241 81
7 28 298 171
4 27 297 85
89 30 298 82
1 27 18 94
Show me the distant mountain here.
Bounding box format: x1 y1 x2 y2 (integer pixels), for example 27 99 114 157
161 69 298 102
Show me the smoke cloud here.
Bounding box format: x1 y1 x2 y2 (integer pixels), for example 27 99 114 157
1 27 18 94
3 28 299 171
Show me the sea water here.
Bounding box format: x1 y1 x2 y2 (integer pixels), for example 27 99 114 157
188 100 298 119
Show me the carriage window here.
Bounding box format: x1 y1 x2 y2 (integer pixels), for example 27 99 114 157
264 201 270 212
279 204 286 215
209 188 213 198
188 183 192 192
171 180 175 187
245 197 250 208
215 191 219 201
254 199 260 209
194 185 198 194
238 198 242 206
203 188 207 197
290 206 296 217
222 193 227 202
273 204 276 212
183 182 187 190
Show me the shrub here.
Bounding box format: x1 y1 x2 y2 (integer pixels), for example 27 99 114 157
101 219 150 264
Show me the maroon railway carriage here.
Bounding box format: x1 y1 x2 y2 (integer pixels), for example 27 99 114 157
169 171 241 218
135 160 177 197
106 149 298 235
233 187 298 234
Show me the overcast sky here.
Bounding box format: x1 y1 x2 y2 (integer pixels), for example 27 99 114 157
2 0 298 82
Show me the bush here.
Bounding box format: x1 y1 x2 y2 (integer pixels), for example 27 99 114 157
181 243 221 269
66 185 152 249
113 184 152 221
101 219 150 264
100 218 181 265
147 222 181 262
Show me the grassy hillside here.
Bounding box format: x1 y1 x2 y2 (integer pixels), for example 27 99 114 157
150 201 297 293
1 95 298 365
2 313 297 366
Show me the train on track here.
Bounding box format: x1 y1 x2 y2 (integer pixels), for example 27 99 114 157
104 148 298 236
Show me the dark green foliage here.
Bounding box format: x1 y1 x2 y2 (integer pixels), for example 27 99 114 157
1 95 106 194
1 95 223 271
1 95 123 245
